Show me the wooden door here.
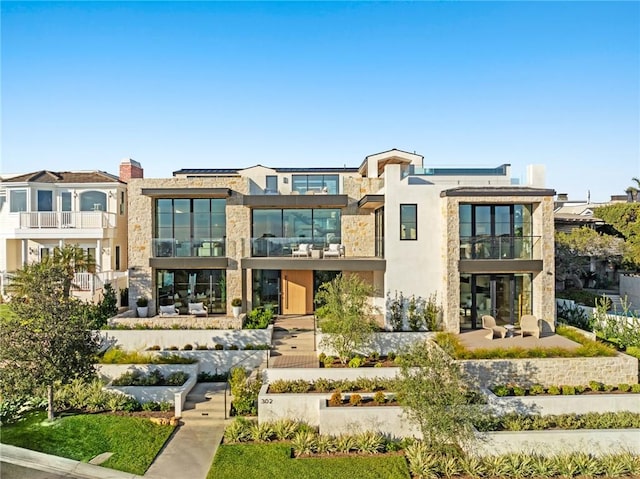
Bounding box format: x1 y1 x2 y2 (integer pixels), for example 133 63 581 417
281 270 313 315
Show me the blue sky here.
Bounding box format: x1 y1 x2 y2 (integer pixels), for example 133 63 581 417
2 1 638 202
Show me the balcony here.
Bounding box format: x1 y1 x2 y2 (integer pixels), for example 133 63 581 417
459 236 540 260
19 211 116 230
152 238 226 258
250 236 340 258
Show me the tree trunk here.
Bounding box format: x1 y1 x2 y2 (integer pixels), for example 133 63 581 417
47 383 55 421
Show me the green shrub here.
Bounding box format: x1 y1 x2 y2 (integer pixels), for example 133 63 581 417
159 401 173 412
618 383 631 393
348 356 364 368
589 380 604 392
289 380 312 394
386 351 396 361
165 346 178 351
244 306 273 329
197 371 227 382
313 378 332 393
214 344 224 350
228 345 239 351
322 355 335 368
141 401 159 411
272 419 300 440
575 384 586 394
373 391 386 404
147 345 161 351
632 384 640 393
529 384 545 395
604 383 616 392
224 417 253 443
492 385 511 397
547 385 561 395
562 385 576 395
512 386 526 396
349 393 362 406
182 344 193 350
165 371 189 386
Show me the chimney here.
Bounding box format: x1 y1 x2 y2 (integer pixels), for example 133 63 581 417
557 193 568 202
119 158 143 182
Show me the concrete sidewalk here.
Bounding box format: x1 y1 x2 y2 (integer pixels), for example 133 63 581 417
144 382 230 479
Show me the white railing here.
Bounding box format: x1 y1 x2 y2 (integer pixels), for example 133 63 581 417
73 272 94 291
19 211 116 229
72 270 128 293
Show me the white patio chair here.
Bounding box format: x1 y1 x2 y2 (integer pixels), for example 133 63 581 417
292 243 311 257
323 243 345 258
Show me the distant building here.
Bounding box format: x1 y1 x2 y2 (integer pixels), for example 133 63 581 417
0 159 139 302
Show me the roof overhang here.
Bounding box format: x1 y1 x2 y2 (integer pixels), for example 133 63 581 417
243 195 349 208
459 259 543 274
141 188 232 198
441 187 556 198
358 194 385 209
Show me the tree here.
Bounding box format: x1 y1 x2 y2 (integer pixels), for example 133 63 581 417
1 261 101 421
395 340 483 453
315 274 378 363
625 177 640 202
594 203 640 269
52 244 94 298
555 227 626 288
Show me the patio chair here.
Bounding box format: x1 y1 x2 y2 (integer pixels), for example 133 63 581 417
520 314 540 339
323 243 345 258
482 315 507 340
292 243 311 257
188 302 208 317
159 305 180 317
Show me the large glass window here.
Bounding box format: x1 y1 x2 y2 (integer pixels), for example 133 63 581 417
80 191 107 211
400 204 417 240
265 176 277 194
459 204 533 259
9 190 27 212
154 198 227 257
37 190 53 211
291 174 339 194
251 208 341 256
156 269 226 314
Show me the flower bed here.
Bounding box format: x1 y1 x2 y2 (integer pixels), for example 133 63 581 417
491 381 640 397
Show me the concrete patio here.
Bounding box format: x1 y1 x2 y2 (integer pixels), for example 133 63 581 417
457 328 581 351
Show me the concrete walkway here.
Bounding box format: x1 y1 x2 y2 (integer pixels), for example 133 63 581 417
144 383 230 479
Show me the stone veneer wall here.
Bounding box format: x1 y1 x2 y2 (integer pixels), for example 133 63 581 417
441 195 556 333
342 177 384 257
460 353 638 388
127 176 248 316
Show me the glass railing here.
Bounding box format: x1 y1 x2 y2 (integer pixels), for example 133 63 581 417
152 238 226 258
459 236 539 260
251 236 342 257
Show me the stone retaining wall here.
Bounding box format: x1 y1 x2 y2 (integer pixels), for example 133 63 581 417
460 353 638 388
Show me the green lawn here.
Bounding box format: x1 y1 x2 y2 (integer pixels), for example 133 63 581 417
0 411 174 475
208 443 411 479
0 303 15 320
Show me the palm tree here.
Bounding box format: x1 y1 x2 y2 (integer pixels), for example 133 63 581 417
52 244 94 298
626 177 640 202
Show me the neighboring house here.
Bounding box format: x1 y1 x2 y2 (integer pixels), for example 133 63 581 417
127 149 556 333
0 160 137 302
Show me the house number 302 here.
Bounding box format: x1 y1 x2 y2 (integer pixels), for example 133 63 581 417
261 398 273 404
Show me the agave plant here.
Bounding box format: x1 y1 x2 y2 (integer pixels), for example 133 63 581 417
291 429 318 457
223 417 253 443
314 435 336 455
458 454 486 479
249 421 274 442
404 441 439 479
271 419 300 440
334 434 356 454
353 431 385 454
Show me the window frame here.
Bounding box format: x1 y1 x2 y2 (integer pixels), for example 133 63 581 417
400 204 417 241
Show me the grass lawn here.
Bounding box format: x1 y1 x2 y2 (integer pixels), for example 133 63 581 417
0 303 15 319
209 443 411 479
0 411 174 475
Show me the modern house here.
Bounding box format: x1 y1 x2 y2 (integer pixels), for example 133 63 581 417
127 149 556 332
0 160 137 301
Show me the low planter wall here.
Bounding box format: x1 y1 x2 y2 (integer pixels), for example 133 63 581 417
258 384 325 425
156 350 269 375
460 353 638 388
315 331 432 356
99 325 273 351
318 399 419 438
263 367 400 384
103 364 198 416
482 388 640 416
475 429 640 456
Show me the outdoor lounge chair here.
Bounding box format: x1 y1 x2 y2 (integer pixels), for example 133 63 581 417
159 305 179 317
292 243 312 257
482 315 507 340
323 243 345 258
188 302 208 317
520 314 540 339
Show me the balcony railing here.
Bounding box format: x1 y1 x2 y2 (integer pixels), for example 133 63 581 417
251 236 341 257
19 211 116 229
460 236 539 260
152 238 226 258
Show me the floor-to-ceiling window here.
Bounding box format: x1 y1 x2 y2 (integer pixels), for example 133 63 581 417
375 207 384 257
155 198 226 257
460 273 533 329
251 208 341 256
156 269 226 314
252 270 280 313
459 204 533 259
